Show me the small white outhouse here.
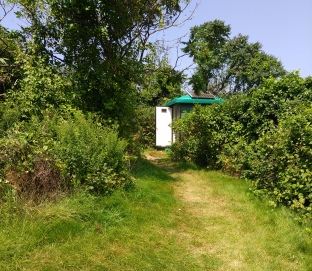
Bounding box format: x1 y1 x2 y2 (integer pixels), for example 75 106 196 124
155 91 223 147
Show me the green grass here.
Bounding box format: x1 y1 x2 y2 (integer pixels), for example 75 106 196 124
0 158 311 270
171 168 312 270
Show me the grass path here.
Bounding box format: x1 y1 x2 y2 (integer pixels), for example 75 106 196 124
150 155 312 271
0 154 311 270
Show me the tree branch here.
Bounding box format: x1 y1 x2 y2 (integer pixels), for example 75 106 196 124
0 1 15 23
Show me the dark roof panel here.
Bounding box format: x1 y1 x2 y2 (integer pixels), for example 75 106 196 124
186 90 216 99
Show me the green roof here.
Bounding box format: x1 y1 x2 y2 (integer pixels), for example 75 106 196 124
164 94 224 107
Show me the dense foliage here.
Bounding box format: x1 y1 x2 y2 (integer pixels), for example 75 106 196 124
171 72 312 217
0 26 21 95
0 109 133 201
0 0 189 201
9 0 188 135
139 47 184 106
182 20 286 95
1 0 311 221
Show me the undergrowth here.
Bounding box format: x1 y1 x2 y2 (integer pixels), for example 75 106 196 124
171 73 312 217
0 109 134 202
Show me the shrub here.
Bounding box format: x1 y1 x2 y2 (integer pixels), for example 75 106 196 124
0 118 64 202
52 111 132 194
171 104 226 167
218 139 254 178
170 73 312 217
0 110 134 202
246 109 312 215
132 106 155 148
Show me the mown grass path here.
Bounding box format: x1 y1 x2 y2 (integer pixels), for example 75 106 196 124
149 155 312 271
0 155 311 270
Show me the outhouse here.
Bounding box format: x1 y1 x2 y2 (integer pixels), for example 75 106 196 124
155 90 223 147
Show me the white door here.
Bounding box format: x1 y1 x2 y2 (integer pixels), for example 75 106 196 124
155 107 172 147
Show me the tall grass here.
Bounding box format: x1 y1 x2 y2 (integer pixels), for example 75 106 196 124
0 158 311 270
0 160 199 270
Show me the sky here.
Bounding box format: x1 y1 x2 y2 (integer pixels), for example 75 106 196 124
162 0 312 78
1 0 312 78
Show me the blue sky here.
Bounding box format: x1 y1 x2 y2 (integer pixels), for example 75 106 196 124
163 0 312 78
2 0 311 78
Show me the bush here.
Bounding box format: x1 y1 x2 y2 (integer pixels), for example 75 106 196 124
170 73 312 217
0 117 64 202
0 110 134 202
246 109 312 215
132 106 155 148
52 111 132 194
171 105 223 167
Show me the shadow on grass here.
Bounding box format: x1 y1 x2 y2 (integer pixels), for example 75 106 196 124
156 159 198 174
132 157 199 182
132 158 175 182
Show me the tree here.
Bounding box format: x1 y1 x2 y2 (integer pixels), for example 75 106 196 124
8 0 190 134
0 26 21 95
182 20 286 95
139 44 184 106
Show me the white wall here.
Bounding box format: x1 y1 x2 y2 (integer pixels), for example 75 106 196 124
155 107 172 147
